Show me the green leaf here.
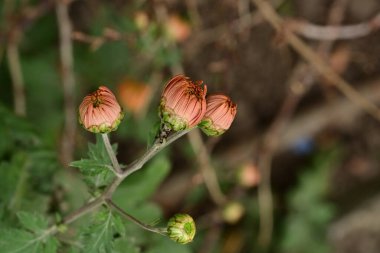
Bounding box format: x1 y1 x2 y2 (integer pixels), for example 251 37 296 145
0 212 58 253
82 209 123 253
280 149 341 253
70 159 111 175
0 153 29 206
17 212 48 234
87 135 116 164
0 105 39 157
0 228 40 253
112 238 141 253
70 135 116 190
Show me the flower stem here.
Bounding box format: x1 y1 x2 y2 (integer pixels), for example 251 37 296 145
50 128 194 237
101 133 123 176
106 199 167 236
122 128 193 178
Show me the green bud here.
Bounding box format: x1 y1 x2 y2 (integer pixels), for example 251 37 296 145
167 213 196 244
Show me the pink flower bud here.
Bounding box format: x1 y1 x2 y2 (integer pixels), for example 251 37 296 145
79 86 124 133
160 75 207 131
199 94 237 136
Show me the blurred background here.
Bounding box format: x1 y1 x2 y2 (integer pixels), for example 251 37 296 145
1 0 380 252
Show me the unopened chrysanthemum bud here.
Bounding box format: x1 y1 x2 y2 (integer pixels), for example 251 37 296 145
167 213 196 244
79 86 124 133
199 94 237 136
160 75 207 131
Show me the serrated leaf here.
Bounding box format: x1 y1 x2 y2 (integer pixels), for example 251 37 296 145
17 212 48 233
70 135 117 190
82 209 120 253
44 237 59 253
0 228 58 253
70 159 111 175
112 213 126 237
88 135 117 164
0 212 59 253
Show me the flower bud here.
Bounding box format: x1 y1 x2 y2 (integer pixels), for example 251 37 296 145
167 213 196 244
160 75 207 131
199 94 237 136
79 86 124 133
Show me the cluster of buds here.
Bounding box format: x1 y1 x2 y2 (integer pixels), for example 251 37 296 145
77 75 236 245
79 75 236 136
160 75 237 136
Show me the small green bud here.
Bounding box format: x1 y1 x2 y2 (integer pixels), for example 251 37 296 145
57 224 68 233
167 213 196 244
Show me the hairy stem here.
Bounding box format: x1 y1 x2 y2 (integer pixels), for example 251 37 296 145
101 133 123 175
122 128 192 178
106 199 167 236
50 128 194 236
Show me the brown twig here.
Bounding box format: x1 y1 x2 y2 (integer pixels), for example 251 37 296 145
257 84 305 246
252 0 380 122
0 0 54 43
255 0 349 246
185 0 285 53
56 0 76 166
188 129 227 206
288 12 380 41
217 77 380 169
71 28 134 51
7 30 26 116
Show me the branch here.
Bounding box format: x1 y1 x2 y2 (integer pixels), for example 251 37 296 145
56 0 76 166
48 128 194 236
101 133 123 176
188 129 227 206
289 12 380 41
122 128 192 178
7 31 26 116
252 0 380 122
106 199 167 236
255 0 349 246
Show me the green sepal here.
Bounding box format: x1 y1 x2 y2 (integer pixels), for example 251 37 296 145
167 214 196 244
198 118 225 137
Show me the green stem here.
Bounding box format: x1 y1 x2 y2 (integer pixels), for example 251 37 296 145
51 128 194 236
101 133 123 176
106 199 167 236
122 128 192 178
